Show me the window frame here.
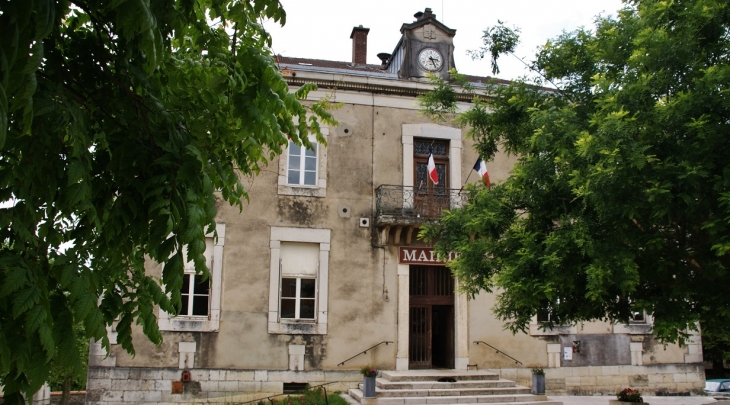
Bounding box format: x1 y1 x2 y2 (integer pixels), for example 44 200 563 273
179 273 210 318
158 223 225 332
286 140 318 186
278 128 329 198
280 277 317 320
268 226 330 335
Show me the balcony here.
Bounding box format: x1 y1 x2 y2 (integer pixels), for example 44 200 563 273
374 185 468 245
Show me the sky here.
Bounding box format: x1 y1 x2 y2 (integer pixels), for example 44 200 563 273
264 0 626 81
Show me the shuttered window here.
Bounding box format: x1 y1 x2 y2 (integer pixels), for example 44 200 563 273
280 242 318 320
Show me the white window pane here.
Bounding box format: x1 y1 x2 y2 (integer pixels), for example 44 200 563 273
305 156 316 171
289 141 301 156
304 171 317 185
305 144 317 157
281 242 319 276
288 170 300 184
289 155 301 170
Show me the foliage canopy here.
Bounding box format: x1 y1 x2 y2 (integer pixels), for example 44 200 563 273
421 0 730 344
0 0 333 402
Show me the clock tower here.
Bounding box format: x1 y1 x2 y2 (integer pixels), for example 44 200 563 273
393 8 456 80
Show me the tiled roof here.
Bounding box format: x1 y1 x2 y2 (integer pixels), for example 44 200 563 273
461 74 512 86
276 56 386 73
276 55 517 88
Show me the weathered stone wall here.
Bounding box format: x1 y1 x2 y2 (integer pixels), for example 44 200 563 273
486 364 706 396
85 366 360 405
86 73 705 403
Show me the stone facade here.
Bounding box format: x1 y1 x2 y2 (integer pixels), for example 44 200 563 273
488 365 705 396
85 366 359 405
85 8 706 405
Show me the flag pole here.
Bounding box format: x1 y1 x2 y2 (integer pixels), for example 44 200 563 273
458 170 474 196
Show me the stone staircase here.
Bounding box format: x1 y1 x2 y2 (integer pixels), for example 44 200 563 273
347 370 563 405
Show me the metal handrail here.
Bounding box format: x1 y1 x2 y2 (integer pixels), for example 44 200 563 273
337 341 393 366
473 341 523 365
239 381 338 405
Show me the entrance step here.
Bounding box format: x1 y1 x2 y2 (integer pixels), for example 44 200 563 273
379 370 499 382
369 385 532 397
349 389 561 405
376 378 519 390
347 370 562 405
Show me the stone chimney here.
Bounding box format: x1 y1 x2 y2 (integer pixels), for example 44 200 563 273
350 25 370 65
414 8 435 21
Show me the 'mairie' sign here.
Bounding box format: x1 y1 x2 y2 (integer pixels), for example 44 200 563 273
399 247 460 265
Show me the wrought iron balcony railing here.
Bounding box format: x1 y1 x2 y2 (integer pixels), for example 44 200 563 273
375 184 468 222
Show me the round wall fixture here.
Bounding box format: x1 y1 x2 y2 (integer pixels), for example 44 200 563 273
338 205 351 218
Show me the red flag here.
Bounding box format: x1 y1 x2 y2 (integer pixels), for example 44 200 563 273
427 153 438 185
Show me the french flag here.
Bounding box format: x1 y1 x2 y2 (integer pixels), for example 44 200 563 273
473 158 491 186
427 153 439 185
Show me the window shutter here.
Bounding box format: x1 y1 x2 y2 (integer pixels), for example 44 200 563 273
315 259 320 320
208 254 214 320
277 258 282 322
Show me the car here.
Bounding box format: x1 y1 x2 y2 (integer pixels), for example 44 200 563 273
705 379 730 396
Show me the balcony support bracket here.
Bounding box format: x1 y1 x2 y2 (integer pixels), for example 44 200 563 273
380 225 391 246
406 227 415 245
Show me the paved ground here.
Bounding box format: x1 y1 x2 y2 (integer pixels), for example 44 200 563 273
340 393 726 404
549 395 725 404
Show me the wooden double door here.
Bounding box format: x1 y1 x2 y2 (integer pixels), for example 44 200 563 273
409 265 455 369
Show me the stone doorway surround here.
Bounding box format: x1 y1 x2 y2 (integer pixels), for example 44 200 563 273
395 262 468 371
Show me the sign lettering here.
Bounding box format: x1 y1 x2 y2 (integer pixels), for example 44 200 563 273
398 247 460 265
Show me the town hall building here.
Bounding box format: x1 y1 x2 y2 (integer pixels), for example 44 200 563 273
85 8 706 405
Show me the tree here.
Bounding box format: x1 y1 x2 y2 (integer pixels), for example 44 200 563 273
0 0 334 402
47 321 88 405
420 0 730 345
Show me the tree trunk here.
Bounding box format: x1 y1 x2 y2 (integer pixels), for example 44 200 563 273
59 375 73 405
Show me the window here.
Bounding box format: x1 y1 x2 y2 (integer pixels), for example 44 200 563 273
613 311 653 334
159 223 225 332
268 227 330 335
414 138 449 194
279 242 319 320
278 128 329 198
281 278 316 319
180 274 210 316
178 237 214 317
536 307 554 323
401 124 464 220
529 300 576 336
287 141 318 186
630 311 646 323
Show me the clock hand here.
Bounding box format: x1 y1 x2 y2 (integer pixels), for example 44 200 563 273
429 56 437 67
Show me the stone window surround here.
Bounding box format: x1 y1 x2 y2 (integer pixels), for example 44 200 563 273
268 226 331 335
158 223 226 332
402 123 462 191
278 127 329 198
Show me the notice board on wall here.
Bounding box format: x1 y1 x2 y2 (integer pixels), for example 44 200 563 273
559 334 631 366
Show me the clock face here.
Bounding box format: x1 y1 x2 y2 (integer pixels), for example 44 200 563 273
418 48 443 72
